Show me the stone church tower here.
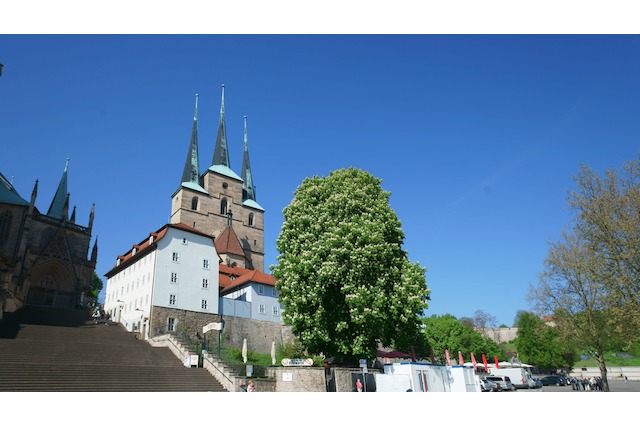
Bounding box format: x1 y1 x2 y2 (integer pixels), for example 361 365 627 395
169 86 265 271
0 160 97 314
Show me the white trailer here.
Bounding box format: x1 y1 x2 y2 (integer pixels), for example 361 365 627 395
374 362 480 392
488 367 533 389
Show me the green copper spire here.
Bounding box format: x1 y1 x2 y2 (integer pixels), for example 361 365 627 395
179 94 208 194
242 115 256 202
212 84 230 168
181 94 201 185
47 158 69 220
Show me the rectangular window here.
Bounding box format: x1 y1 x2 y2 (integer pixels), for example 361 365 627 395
182 238 188 245
203 259 210 269
169 294 176 305
202 278 208 289
202 300 208 310
272 287 278 297
258 285 264 295
167 317 176 332
259 304 266 315
272 306 279 316
172 252 179 262
171 272 178 284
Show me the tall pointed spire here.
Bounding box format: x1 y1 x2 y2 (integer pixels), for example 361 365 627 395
91 236 98 263
212 84 230 168
88 203 95 232
242 115 256 202
47 158 69 220
181 94 201 186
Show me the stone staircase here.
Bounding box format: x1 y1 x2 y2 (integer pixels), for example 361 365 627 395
0 306 227 392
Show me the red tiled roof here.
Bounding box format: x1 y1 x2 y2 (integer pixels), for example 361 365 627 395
214 226 246 258
218 263 276 294
105 222 213 277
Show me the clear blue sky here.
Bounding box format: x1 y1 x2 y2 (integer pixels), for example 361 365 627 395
2 34 640 327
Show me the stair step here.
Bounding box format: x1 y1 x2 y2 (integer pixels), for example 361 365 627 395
0 306 228 392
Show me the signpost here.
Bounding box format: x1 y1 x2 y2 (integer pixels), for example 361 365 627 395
359 359 368 392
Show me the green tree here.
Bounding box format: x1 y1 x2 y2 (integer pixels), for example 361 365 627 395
530 226 615 389
514 311 575 372
89 271 103 299
271 168 430 362
568 160 640 340
422 314 505 364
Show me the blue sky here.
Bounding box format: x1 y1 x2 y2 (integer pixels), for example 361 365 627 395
2 34 640 327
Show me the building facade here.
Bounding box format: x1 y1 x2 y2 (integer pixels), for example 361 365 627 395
103 222 220 339
0 161 97 316
104 87 282 345
169 87 265 271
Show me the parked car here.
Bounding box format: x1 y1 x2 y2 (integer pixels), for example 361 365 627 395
480 378 501 392
485 375 516 391
540 375 567 386
530 378 543 388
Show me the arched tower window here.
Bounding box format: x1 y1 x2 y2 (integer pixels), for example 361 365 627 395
248 213 254 226
220 198 228 215
191 197 199 210
0 210 11 241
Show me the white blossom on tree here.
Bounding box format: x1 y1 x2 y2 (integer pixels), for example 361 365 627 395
271 168 430 360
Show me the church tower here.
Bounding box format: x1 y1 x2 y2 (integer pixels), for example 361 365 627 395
170 85 265 271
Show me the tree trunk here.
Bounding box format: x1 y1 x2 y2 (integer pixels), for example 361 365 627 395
597 350 609 392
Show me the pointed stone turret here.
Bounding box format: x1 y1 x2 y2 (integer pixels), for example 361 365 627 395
241 116 256 202
179 94 207 194
28 179 38 215
47 159 69 220
88 203 95 232
70 205 76 223
212 84 230 168
91 236 98 263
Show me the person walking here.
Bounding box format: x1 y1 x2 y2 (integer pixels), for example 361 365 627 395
356 378 363 392
92 309 101 324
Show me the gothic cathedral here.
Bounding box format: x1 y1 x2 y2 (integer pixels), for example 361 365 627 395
0 161 97 315
169 85 265 272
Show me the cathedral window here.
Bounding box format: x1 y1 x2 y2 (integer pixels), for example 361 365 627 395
248 213 254 226
220 198 228 215
191 197 199 210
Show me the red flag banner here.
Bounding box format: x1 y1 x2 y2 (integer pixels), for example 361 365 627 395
458 351 464 366
445 349 451 366
494 355 500 369
471 353 477 371
482 354 488 372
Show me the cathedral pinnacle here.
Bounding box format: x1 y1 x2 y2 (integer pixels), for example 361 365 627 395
211 84 230 168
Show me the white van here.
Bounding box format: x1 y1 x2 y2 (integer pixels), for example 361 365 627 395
490 367 533 389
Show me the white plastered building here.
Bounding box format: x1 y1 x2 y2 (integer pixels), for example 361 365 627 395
103 222 220 339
